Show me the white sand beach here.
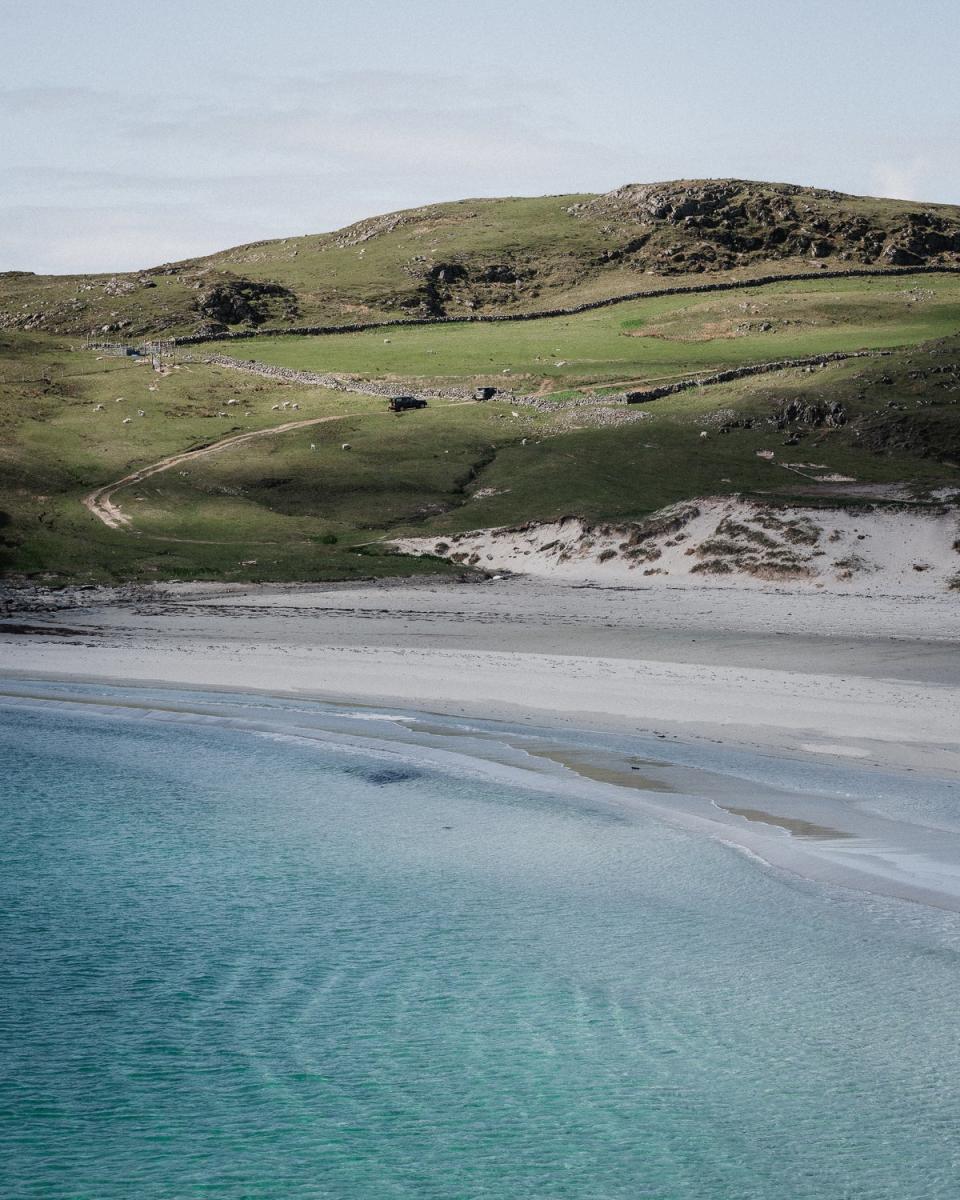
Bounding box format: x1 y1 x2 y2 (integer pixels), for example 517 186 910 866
3 570 960 913
2 573 958 779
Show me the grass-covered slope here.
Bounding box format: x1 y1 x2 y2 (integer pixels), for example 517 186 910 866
213 274 960 394
2 180 958 585
2 312 958 585
4 180 960 341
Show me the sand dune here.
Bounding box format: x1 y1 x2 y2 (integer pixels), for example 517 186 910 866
394 496 960 595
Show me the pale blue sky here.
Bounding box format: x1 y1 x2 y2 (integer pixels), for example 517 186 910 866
3 0 958 272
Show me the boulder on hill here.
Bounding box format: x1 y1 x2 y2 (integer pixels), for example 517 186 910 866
195 277 299 327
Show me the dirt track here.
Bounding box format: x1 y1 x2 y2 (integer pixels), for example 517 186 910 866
81 414 356 531
82 400 474 534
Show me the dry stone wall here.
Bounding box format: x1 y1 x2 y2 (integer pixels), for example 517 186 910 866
170 264 960 347
192 348 885 413
619 350 887 405
188 352 494 404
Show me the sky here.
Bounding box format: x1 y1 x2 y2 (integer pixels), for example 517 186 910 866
2 0 959 273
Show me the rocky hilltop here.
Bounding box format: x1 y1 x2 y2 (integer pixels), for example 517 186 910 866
569 180 960 271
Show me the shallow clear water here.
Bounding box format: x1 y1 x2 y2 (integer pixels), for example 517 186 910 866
2 693 960 1198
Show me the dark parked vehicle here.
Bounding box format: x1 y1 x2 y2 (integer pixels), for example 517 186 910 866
388 395 428 411
473 386 498 401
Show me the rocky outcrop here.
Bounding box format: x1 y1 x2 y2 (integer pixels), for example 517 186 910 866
396 258 532 317
775 398 848 430
195 277 299 327
567 180 960 275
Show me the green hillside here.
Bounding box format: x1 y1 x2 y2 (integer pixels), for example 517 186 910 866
1 180 958 585
212 275 960 393
4 179 960 341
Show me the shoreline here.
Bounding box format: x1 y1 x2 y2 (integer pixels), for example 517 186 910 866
3 573 959 911
2 575 958 779
3 664 960 915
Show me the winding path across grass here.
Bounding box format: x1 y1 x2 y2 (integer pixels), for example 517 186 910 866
82 341 895 535
82 414 357 531
82 400 476 534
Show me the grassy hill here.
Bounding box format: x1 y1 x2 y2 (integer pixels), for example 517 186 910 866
212 274 960 394
1 180 958 585
4 179 960 341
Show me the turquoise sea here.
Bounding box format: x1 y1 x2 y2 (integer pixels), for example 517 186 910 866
2 686 960 1198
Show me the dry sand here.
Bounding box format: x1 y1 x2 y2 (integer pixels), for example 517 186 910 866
2 573 958 779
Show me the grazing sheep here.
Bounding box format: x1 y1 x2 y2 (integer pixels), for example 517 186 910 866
699 431 709 439
122 417 132 424
310 443 317 451
272 404 280 410
341 443 352 451
137 409 145 417
93 404 104 411
291 403 299 410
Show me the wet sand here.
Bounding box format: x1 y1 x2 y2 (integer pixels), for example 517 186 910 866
2 576 958 779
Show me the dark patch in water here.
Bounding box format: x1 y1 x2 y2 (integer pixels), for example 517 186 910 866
361 767 423 786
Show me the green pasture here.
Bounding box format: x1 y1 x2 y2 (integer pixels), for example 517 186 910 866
211 275 960 391
0 333 448 582
154 350 958 549
2 323 958 584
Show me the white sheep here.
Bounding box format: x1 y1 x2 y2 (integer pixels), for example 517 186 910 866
699 431 709 439
341 443 352 451
137 409 145 417
122 417 132 424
